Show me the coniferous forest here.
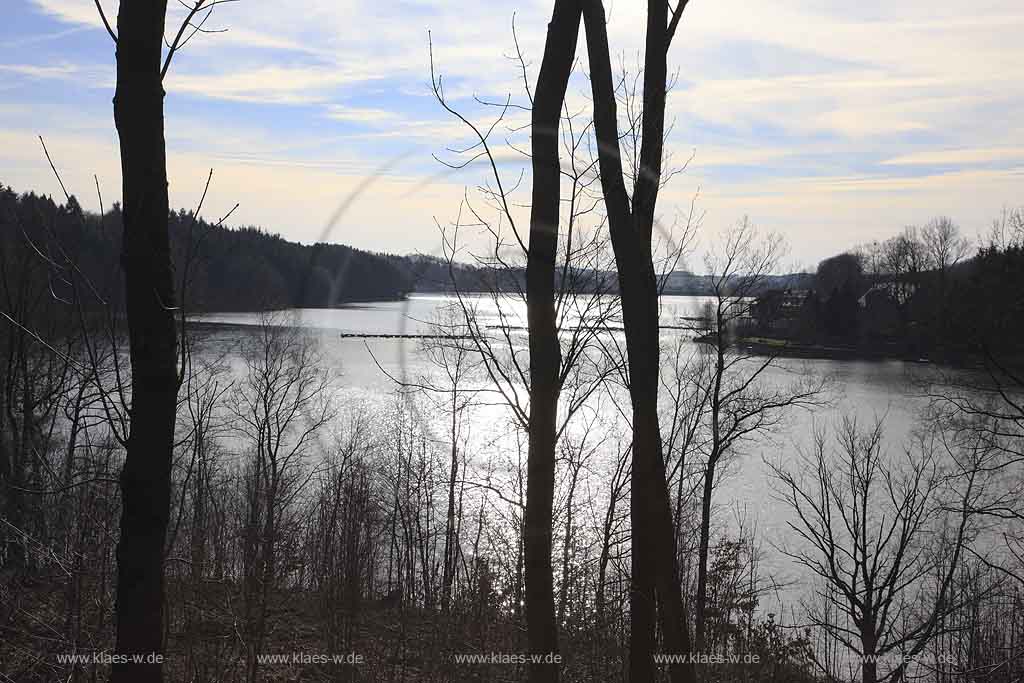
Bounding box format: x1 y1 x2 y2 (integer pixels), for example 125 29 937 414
0 185 413 312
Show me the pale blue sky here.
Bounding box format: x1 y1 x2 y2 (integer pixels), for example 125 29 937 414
3 0 1023 267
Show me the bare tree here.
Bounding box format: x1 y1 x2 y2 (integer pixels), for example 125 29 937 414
429 10 623 677
769 417 979 683
522 2 587 678
228 313 333 682
308 406 380 680
921 217 971 336
581 0 696 679
987 206 1024 251
878 226 930 307
419 313 481 614
921 217 970 279
168 350 231 680
690 219 830 651
95 0 234 678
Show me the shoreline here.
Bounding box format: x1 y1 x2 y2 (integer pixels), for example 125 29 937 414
694 334 986 366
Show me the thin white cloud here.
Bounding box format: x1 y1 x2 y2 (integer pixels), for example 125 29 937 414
167 65 358 105
324 106 404 125
30 0 106 28
881 147 1024 166
0 62 80 80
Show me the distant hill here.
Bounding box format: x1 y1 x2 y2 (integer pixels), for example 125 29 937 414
0 185 413 313
1 184 814 312
178 221 413 310
385 253 814 297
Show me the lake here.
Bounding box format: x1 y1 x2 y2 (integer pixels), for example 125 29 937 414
193 293 929 614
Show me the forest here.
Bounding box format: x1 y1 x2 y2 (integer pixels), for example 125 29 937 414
0 184 821 315
0 185 413 312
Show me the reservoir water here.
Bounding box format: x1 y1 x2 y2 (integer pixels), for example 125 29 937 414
194 293 930 616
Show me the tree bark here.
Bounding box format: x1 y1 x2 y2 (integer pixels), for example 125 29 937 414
557 462 580 626
861 629 878 683
524 2 582 680
110 2 179 680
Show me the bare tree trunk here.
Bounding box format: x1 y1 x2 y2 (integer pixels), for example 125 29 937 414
557 461 581 626
694 460 714 652
3 335 29 571
582 2 695 680
110 2 179 680
695 339 724 652
861 630 878 683
523 3 582 680
442 394 458 612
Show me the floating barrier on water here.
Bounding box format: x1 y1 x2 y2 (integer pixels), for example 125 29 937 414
339 333 474 339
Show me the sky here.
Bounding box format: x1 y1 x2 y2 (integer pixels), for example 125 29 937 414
2 0 1023 269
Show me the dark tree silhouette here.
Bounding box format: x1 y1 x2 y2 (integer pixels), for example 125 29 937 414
769 418 978 683
524 1 583 680
581 0 696 680
692 220 829 651
102 1 237 678
107 2 180 679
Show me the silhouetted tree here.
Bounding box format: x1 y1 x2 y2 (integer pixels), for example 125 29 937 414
816 252 865 299
107 3 182 679
692 220 829 651
522 2 584 679
98 0 242 678
770 417 979 683
582 0 696 679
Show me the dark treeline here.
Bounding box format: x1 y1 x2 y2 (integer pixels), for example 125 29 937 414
0 184 413 313
405 254 814 298
192 228 412 309
748 213 1024 362
1 183 821 315
0 184 592 308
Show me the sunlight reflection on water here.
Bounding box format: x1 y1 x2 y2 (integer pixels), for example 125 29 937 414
193 293 933 617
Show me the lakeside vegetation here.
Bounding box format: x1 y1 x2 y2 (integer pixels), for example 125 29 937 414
694 213 1024 365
